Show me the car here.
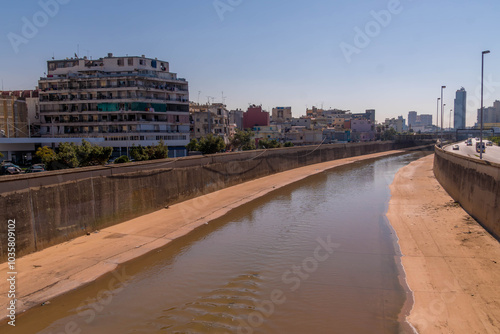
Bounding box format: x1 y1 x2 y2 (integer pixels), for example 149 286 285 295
486 141 493 146
0 165 23 175
25 164 46 173
1 161 20 169
466 140 472 146
452 144 459 150
476 142 486 153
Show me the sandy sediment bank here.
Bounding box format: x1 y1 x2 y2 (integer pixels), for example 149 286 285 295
387 154 500 333
0 149 413 322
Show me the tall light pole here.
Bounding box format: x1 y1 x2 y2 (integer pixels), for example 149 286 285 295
436 97 440 136
441 86 446 144
443 103 446 131
480 50 490 160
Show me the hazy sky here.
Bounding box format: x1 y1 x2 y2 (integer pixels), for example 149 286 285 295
1 0 500 126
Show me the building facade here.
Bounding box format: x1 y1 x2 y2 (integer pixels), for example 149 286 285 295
271 107 292 123
190 103 231 143
37 53 190 156
454 87 467 129
243 105 269 129
229 109 244 130
0 90 39 138
477 100 500 126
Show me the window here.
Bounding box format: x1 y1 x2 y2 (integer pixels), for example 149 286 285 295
128 58 133 66
139 59 145 65
117 59 124 66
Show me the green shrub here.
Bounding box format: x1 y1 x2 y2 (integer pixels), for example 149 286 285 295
114 155 130 164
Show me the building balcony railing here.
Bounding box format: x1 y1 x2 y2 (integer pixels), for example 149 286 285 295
40 130 190 136
40 72 188 82
39 85 188 93
39 96 189 103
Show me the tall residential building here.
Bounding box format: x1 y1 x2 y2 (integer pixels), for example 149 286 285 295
37 53 190 156
454 87 466 129
271 107 292 123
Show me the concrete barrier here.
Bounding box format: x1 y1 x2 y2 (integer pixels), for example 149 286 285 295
0 141 432 261
434 146 500 240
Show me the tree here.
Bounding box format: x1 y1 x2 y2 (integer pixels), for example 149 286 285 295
186 139 199 152
130 141 168 161
284 141 294 147
130 145 149 161
258 138 281 149
147 140 169 160
36 141 112 170
382 127 397 141
75 140 112 166
0 152 3 158
197 134 226 154
231 129 255 151
36 146 56 168
55 142 80 169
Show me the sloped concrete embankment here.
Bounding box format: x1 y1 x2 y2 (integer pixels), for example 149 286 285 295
434 146 500 239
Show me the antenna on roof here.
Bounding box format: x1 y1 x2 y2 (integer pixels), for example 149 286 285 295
221 91 227 104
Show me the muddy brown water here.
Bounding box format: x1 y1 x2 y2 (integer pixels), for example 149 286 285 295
3 152 428 334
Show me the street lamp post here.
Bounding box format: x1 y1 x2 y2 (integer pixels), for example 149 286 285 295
436 97 440 136
480 50 490 160
441 86 446 144
442 103 446 136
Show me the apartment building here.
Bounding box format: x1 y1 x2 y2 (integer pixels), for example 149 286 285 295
190 102 231 143
37 53 190 156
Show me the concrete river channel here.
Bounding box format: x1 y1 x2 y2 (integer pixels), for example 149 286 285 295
4 151 430 334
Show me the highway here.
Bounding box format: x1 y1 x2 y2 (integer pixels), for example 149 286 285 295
444 138 500 164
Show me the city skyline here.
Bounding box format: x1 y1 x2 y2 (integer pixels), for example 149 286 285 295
2 0 500 126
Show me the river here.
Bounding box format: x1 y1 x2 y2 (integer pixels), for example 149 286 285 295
5 151 428 334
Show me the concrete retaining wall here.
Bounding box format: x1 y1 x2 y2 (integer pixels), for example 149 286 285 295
434 147 500 239
0 141 431 261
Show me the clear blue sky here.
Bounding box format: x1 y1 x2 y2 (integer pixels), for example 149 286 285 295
1 0 500 126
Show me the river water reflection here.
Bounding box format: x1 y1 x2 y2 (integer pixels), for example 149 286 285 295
7 152 428 334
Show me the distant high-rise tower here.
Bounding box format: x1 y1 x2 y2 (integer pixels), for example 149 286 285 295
454 87 466 129
408 111 417 129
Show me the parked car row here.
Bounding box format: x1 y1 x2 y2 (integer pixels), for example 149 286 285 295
0 162 46 175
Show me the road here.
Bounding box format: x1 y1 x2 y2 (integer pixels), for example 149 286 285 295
444 138 500 164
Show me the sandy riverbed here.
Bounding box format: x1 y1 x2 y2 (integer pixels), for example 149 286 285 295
387 154 500 333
